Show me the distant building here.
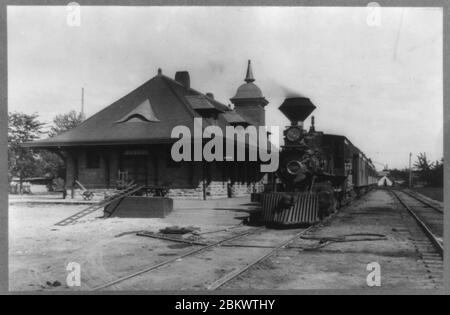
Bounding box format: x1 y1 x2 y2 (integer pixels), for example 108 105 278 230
25 61 269 199
377 176 393 187
9 177 52 194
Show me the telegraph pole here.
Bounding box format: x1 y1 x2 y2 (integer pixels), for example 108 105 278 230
81 87 86 121
408 152 412 188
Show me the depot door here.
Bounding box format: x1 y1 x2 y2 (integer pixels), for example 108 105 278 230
120 149 150 186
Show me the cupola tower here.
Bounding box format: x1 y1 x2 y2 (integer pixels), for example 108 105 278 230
230 60 268 127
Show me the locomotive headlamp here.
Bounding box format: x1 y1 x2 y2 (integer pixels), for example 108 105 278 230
286 160 304 175
286 127 302 142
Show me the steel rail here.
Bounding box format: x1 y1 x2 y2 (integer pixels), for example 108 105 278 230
206 225 314 290
401 190 443 214
91 227 265 291
93 191 361 291
390 190 443 257
205 193 368 290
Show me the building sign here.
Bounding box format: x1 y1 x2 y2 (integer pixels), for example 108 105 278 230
123 150 149 156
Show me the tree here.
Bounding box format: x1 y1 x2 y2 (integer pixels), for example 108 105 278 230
8 112 45 192
414 152 432 186
8 111 84 194
414 152 432 173
413 153 443 187
39 111 84 183
388 168 409 185
34 149 66 180
48 110 84 137
429 158 443 187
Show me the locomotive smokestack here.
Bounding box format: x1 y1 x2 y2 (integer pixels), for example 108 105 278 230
279 97 316 126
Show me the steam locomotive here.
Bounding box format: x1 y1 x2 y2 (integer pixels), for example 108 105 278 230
260 97 377 227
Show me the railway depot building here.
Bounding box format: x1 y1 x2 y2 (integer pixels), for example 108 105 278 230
26 61 269 199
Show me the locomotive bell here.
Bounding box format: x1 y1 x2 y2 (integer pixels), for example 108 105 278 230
279 97 316 126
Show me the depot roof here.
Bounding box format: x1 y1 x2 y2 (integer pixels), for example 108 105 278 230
24 72 255 148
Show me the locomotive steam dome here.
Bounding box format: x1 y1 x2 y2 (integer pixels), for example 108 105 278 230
279 97 316 125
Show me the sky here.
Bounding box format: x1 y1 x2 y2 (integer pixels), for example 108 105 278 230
7 5 443 170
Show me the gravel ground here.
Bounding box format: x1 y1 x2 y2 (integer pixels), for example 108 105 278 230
8 190 441 292
222 190 442 291
412 187 443 202
9 197 255 291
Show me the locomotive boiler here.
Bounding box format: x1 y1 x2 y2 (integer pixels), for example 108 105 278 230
260 97 376 227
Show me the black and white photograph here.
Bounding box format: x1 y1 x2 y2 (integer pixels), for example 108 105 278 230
4 2 446 296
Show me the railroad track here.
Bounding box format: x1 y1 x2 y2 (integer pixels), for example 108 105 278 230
206 226 314 290
390 189 443 257
91 194 362 291
91 227 265 290
91 225 313 291
401 190 443 214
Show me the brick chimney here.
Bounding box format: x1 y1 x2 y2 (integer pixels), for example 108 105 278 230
175 71 190 89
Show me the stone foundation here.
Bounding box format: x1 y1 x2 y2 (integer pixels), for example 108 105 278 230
166 180 265 200
166 185 204 199
69 181 265 200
